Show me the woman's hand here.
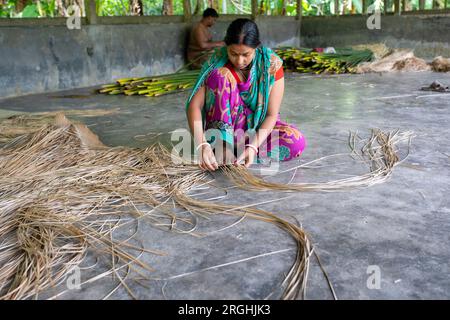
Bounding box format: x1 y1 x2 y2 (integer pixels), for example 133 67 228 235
235 145 257 168
199 144 219 171
232 77 284 169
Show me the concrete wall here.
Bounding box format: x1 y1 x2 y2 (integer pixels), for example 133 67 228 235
0 16 300 98
301 14 450 59
2 13 450 98
0 22 187 98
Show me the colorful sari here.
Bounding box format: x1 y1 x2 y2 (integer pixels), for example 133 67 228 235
186 46 306 161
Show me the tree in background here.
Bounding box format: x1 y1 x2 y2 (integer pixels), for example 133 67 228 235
130 0 143 15
162 0 172 14
55 0 85 16
15 0 28 12
1 0 448 18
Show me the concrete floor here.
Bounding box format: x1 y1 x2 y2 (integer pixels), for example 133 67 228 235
0 71 449 300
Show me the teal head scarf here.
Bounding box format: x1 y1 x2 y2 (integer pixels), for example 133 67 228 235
186 45 280 136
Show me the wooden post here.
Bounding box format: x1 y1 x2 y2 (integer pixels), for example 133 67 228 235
384 0 388 13
296 0 302 20
183 0 191 22
419 0 425 10
394 0 400 15
335 0 339 16
252 0 258 20
402 0 406 11
85 0 97 24
297 0 302 47
362 0 367 14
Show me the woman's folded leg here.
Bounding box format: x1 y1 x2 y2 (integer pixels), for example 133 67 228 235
261 119 306 161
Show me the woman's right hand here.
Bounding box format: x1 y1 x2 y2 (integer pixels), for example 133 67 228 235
199 144 219 171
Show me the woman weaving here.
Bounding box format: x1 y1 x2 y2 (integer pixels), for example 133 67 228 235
187 18 306 171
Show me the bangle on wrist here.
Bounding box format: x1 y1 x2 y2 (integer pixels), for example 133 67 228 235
196 142 210 151
245 144 258 153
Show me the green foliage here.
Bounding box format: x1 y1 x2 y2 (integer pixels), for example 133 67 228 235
1 1 59 18
212 0 252 15
96 0 184 16
301 0 334 16
97 0 129 16
285 2 297 15
0 0 17 17
275 46 374 74
21 3 39 17
142 0 160 15
1 0 448 19
41 0 56 16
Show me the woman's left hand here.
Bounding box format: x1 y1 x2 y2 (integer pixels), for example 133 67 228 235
235 146 257 168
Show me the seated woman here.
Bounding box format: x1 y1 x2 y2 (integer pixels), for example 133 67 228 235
186 18 306 171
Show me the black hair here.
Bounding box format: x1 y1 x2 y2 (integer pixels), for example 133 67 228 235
224 18 261 48
203 8 219 18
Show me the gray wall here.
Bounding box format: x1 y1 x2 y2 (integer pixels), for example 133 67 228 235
301 14 450 59
2 13 450 98
0 17 300 98
0 22 187 98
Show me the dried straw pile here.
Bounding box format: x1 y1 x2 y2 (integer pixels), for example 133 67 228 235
355 50 431 73
0 109 119 144
0 114 413 300
431 56 450 72
0 114 311 300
